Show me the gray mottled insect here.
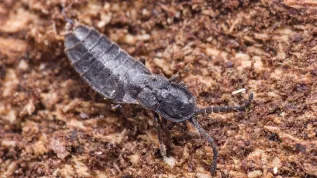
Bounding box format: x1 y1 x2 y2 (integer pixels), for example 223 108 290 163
64 23 253 176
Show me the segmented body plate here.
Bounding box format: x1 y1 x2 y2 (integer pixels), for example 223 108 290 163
65 25 151 103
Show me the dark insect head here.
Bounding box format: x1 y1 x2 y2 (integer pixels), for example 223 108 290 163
155 83 196 122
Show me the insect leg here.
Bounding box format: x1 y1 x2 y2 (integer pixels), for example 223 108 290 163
169 73 180 82
190 117 217 176
139 57 146 65
196 93 253 115
161 118 173 152
153 112 167 157
111 104 122 111
61 3 74 25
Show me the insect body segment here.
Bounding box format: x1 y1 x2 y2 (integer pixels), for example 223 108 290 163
65 26 149 103
64 24 253 176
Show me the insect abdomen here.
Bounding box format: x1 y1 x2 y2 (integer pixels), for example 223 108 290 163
64 25 150 103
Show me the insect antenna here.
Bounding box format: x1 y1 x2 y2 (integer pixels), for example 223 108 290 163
190 117 218 176
195 93 253 115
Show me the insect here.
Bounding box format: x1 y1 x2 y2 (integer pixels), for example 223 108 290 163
64 22 253 176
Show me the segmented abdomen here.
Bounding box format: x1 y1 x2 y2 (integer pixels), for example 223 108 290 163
64 25 150 103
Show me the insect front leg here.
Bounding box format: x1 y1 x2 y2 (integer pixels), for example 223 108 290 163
153 112 167 157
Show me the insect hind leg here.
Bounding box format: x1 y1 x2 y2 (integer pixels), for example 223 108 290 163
62 9 74 25
61 3 75 31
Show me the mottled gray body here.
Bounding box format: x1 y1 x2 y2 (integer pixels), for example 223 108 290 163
64 25 196 122
65 26 152 103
